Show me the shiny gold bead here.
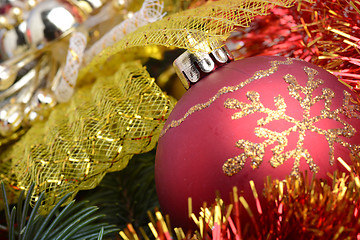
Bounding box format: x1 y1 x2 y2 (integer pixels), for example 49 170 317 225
24 89 57 125
0 64 17 91
0 16 12 30
112 0 127 10
74 0 104 14
31 88 57 113
23 107 40 125
125 11 134 19
9 7 24 24
26 0 39 9
0 103 25 136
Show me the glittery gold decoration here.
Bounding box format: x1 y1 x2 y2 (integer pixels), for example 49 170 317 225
78 0 298 82
223 66 360 177
161 58 294 136
11 62 175 210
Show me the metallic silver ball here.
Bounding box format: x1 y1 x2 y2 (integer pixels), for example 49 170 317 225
25 0 83 49
0 22 28 59
0 103 25 136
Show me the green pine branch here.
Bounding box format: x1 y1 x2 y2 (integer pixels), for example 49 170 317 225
0 149 159 239
78 150 159 233
0 182 119 240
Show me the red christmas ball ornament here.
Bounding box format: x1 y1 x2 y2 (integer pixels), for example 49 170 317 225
155 54 360 228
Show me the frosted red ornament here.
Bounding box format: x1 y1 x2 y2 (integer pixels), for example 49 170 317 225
155 56 360 228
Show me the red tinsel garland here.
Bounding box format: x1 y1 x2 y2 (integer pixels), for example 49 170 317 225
228 0 360 98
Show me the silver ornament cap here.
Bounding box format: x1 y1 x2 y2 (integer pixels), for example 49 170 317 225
173 43 233 89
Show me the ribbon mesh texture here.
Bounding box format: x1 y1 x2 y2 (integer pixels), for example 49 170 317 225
13 62 175 210
79 0 298 81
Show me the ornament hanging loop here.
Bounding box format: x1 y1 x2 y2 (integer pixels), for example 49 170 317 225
173 42 234 90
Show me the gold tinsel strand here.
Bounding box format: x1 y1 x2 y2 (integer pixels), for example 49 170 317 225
11 62 175 210
121 164 360 239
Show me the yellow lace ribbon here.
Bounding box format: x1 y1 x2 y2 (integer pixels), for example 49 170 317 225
78 0 298 83
11 62 175 210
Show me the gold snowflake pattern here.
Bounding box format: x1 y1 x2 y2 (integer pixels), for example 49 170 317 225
160 58 294 137
223 66 360 177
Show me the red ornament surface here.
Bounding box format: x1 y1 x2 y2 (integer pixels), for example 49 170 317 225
155 56 360 228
